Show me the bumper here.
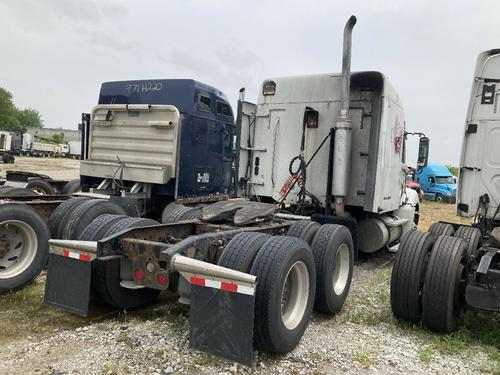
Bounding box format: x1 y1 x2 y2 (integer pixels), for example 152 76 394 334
44 236 258 366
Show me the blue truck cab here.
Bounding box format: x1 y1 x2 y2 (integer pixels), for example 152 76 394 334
414 163 457 202
81 79 235 204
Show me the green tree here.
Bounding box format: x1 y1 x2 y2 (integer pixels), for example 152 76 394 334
52 133 64 144
16 108 43 129
0 87 23 132
446 165 459 176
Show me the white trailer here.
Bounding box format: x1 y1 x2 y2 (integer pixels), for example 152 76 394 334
0 131 12 151
0 131 15 163
67 140 81 158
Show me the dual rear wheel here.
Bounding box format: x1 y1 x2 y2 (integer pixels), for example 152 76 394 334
391 223 481 332
218 220 354 353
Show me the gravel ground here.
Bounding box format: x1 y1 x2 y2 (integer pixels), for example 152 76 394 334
0 252 497 375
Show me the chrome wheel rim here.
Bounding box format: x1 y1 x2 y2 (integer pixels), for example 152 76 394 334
281 261 310 330
333 243 350 295
0 220 38 279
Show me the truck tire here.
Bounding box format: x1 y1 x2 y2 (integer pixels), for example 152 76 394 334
428 222 454 238
62 179 81 194
78 214 128 241
454 226 482 259
0 187 19 195
91 217 161 309
435 193 444 203
48 197 90 238
163 207 201 223
251 236 315 353
0 203 50 293
287 220 321 245
2 154 15 164
311 224 354 315
0 186 14 194
0 187 37 197
390 231 434 323
25 179 55 195
61 199 127 240
161 202 185 223
218 232 271 272
422 236 467 332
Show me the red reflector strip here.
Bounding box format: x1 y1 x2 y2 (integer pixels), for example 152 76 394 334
189 276 254 296
190 276 206 287
221 282 238 293
62 249 92 262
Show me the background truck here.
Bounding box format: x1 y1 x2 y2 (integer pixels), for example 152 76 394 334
414 162 457 202
29 141 68 157
67 140 81 159
0 131 15 163
391 48 500 332
0 16 425 365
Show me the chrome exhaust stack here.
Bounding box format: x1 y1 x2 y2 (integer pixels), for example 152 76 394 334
332 15 357 216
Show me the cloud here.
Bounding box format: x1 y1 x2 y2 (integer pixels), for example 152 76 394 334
1 0 499 165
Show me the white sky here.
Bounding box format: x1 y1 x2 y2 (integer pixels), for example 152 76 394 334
1 0 499 166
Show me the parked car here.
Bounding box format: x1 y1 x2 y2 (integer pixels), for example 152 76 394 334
406 173 423 200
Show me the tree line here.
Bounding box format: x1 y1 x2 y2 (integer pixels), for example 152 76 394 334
0 87 43 133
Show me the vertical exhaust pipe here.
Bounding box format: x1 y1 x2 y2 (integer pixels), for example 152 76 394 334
332 15 357 216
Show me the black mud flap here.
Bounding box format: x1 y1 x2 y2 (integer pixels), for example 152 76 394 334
44 254 92 316
189 285 254 366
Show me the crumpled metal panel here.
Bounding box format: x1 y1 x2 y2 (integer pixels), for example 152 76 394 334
201 200 278 226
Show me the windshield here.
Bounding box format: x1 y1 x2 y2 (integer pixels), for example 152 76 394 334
435 176 454 184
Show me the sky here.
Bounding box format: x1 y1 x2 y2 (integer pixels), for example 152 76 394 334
1 0 499 166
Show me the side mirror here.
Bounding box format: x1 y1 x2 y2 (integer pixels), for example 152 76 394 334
417 136 429 168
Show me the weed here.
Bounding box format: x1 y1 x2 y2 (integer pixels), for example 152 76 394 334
311 351 331 364
352 351 377 368
417 346 433 362
116 332 134 348
197 352 222 366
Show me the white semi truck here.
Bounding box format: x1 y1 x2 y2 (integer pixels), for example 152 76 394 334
391 49 500 332
0 16 424 365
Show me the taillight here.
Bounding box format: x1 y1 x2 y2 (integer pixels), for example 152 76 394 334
134 268 145 282
157 273 168 286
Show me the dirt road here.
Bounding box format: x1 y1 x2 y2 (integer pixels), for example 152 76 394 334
0 156 80 182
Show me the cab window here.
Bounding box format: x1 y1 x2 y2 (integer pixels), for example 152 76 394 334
216 101 232 117
198 95 211 112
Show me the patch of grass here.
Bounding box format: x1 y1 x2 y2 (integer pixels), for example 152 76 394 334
0 276 86 344
116 332 134 348
339 267 392 326
427 311 500 360
417 346 433 362
488 347 500 362
196 352 222 367
418 201 469 231
99 362 119 375
479 361 500 374
432 333 468 354
352 351 377 368
311 351 331 364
